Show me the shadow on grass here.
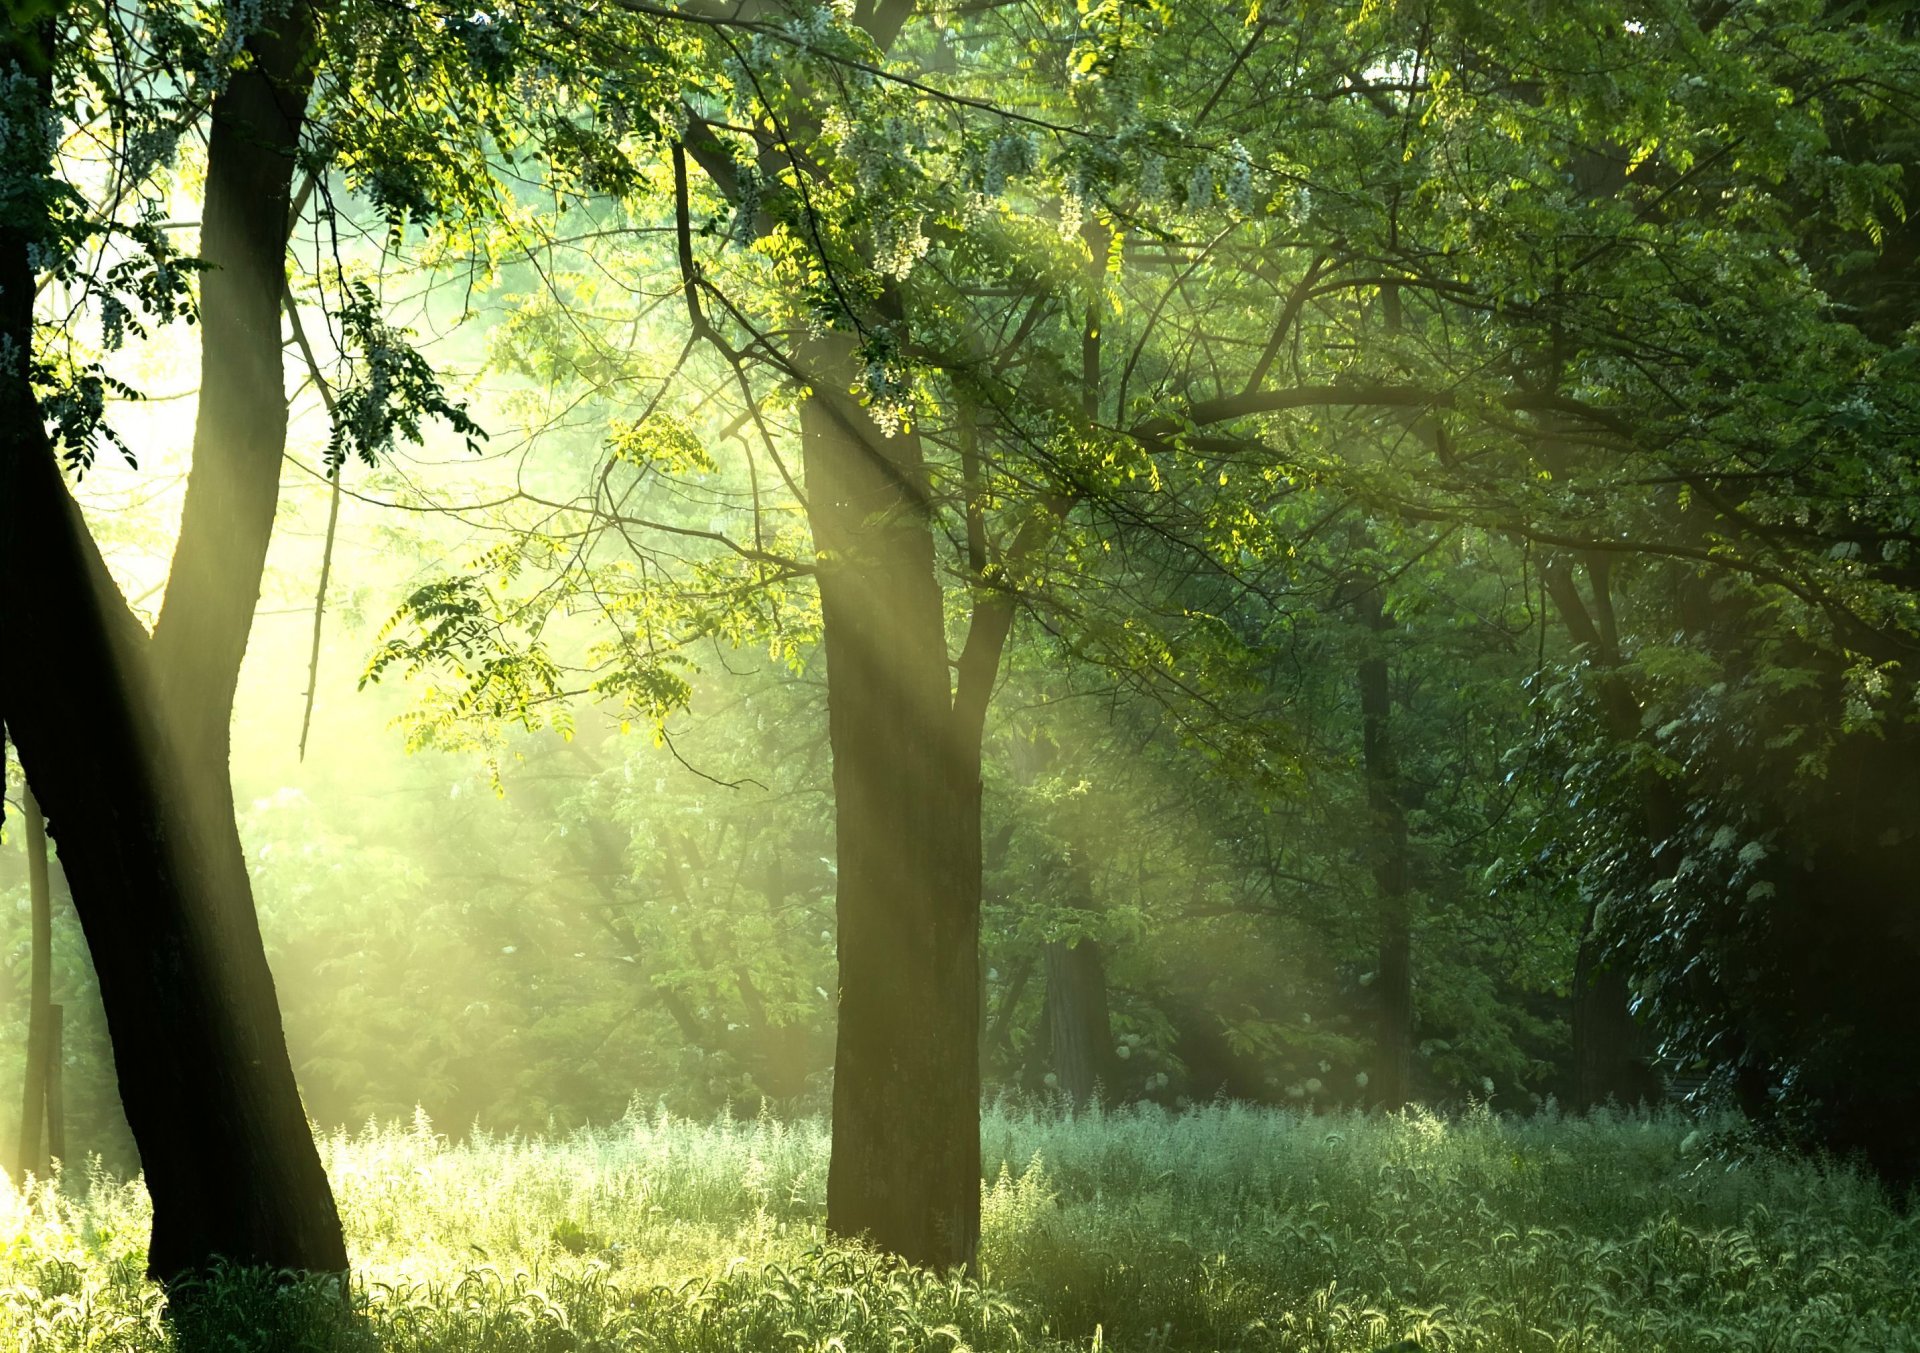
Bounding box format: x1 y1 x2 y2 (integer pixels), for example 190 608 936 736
164 1265 372 1353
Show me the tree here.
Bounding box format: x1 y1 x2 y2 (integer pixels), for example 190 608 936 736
355 0 1103 1270
0 3 345 1283
1351 572 1413 1110
1115 0 1920 1172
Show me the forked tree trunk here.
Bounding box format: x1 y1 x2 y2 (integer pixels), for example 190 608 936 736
803 377 983 1273
0 10 346 1284
672 0 1028 1275
3 418 348 1287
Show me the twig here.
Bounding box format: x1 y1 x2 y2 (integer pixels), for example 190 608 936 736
284 287 342 762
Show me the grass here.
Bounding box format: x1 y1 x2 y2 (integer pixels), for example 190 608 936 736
0 1102 1913 1351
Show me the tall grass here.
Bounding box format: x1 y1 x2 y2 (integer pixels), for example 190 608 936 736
0 1103 1911 1350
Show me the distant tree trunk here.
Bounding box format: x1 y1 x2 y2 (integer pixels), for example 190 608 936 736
1355 579 1413 1109
984 955 1032 1067
744 856 817 1102
15 785 52 1181
0 9 346 1284
530 754 723 1057
1021 217 1118 1101
804 375 984 1273
978 823 1016 1077
1044 833 1113 1107
1571 904 1644 1107
43 1005 64 1165
1542 557 1660 1110
1045 939 1113 1106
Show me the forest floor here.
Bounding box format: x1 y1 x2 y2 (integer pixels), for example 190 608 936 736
0 1103 1912 1351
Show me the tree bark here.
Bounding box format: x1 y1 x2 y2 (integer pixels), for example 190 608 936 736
1355 580 1413 1109
804 370 983 1273
0 8 346 1283
15 786 52 1180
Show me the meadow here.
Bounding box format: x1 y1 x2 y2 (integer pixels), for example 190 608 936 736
0 1104 1912 1352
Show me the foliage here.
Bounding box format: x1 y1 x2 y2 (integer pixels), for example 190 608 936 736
11 0 1920 1288
326 281 488 472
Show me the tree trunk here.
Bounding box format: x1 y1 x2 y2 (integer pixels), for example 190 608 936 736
44 1005 64 1165
1355 581 1413 1109
983 955 1032 1067
0 9 346 1284
1542 558 1660 1110
1044 829 1113 1107
674 0 1044 1275
1571 904 1648 1107
15 786 52 1181
1045 939 1113 1107
804 376 983 1273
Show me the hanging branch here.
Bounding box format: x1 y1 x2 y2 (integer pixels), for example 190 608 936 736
284 286 341 762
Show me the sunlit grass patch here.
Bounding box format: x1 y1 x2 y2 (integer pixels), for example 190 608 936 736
0 1104 1913 1350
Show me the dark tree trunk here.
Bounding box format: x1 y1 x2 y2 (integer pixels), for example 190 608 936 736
15 786 52 1179
803 374 983 1273
673 0 1042 1276
1025 193 1120 1119
1045 938 1113 1107
1542 558 1660 1110
984 955 1032 1066
1043 831 1113 1107
0 9 345 1283
1571 904 1648 1108
1355 580 1413 1109
3 404 348 1286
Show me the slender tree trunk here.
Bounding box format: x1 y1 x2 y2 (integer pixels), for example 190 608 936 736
44 1005 64 1165
804 378 984 1272
1039 231 1120 1112
0 9 346 1283
1355 580 1413 1109
748 857 812 1101
15 786 52 1181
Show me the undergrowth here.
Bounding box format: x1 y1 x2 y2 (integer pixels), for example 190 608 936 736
0 1103 1912 1350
